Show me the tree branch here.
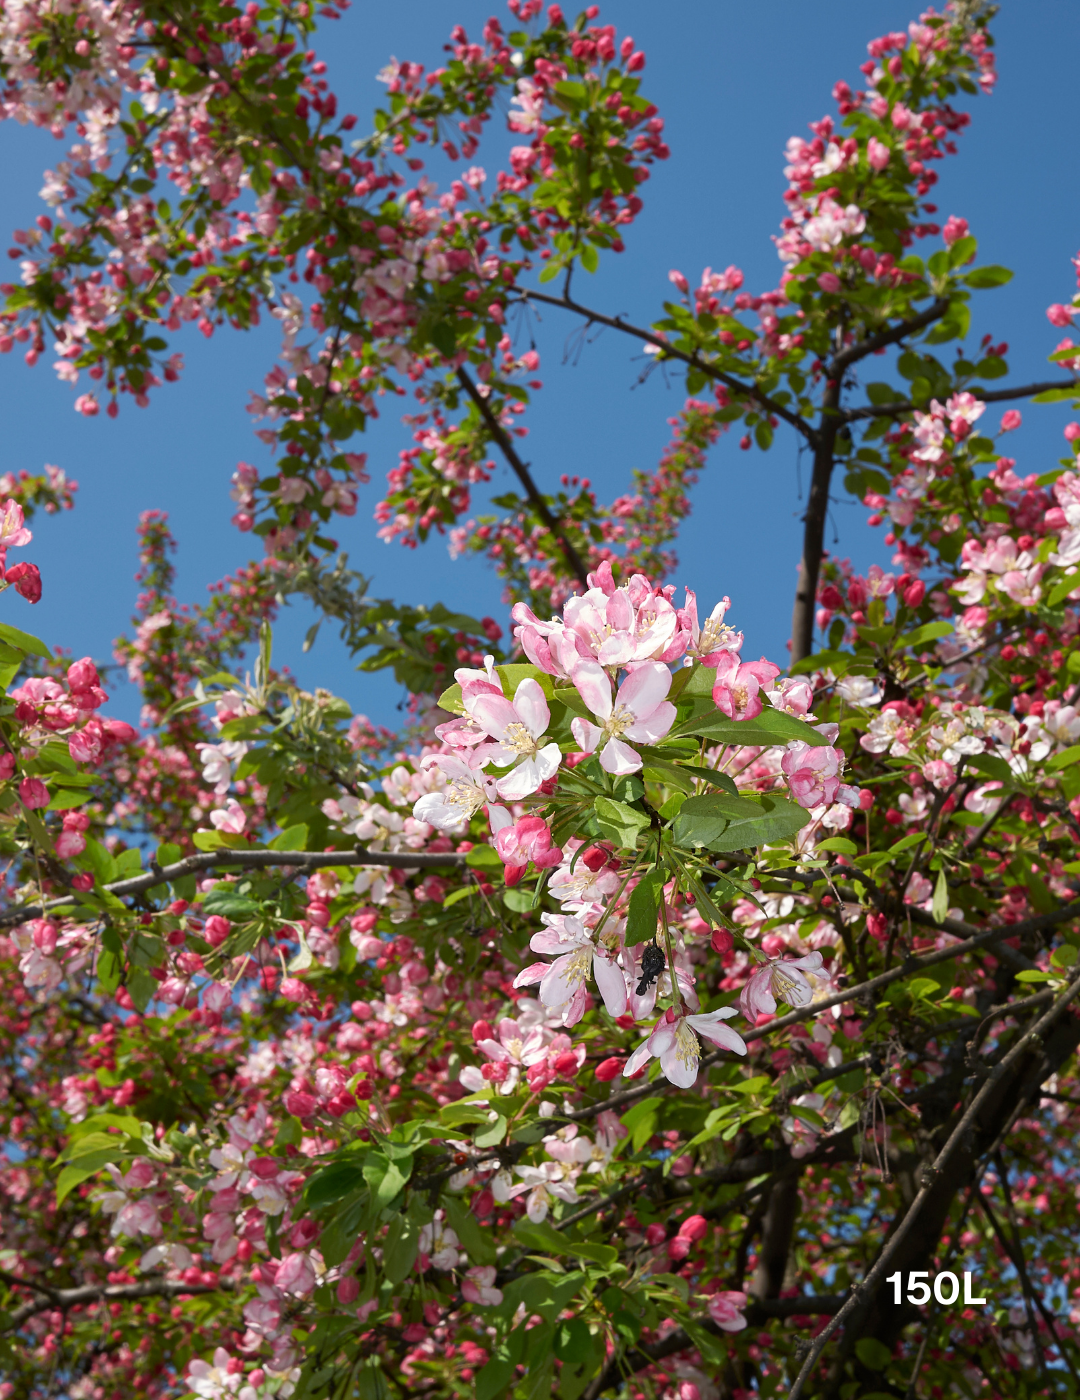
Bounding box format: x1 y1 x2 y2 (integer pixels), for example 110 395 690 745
2 1277 231 1332
584 1298 845 1398
511 286 819 446
455 367 590 588
843 378 1080 423
567 899 1080 1123
0 846 467 927
830 298 950 377
787 966 1080 1400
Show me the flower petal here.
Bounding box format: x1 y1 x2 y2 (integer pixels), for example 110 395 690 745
593 951 628 1017
513 677 550 738
572 660 614 721
599 737 642 775
616 661 671 720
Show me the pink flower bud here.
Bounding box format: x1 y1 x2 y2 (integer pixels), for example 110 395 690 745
283 1089 317 1118
1000 410 1022 432
337 1275 360 1305
677 1214 709 1242
18 776 48 809
5 562 41 603
280 977 308 1002
1048 303 1075 328
67 657 101 690
668 269 688 293
903 579 926 608
204 915 231 947
594 1057 625 1081
942 215 969 247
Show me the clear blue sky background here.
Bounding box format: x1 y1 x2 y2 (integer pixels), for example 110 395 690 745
0 1 1076 731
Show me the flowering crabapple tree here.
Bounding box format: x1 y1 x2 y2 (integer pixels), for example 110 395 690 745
5 2 1080 1399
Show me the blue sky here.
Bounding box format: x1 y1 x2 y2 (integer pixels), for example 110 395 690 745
0 1 1076 731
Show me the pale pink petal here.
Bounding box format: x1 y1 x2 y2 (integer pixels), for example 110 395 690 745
616 662 672 720
468 694 520 741
572 661 614 720
623 700 677 743
599 737 642 775
496 759 544 801
593 952 628 1017
513 962 550 988
513 678 550 738
571 717 603 754
622 1037 654 1078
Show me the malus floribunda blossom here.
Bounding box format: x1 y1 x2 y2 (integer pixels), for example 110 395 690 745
711 651 781 722
494 814 562 885
570 660 676 774
5 561 41 603
18 776 48 809
461 1265 503 1306
209 798 247 834
514 912 627 1025
739 952 824 1021
623 1005 746 1088
707 1290 748 1331
465 677 561 800
781 740 843 808
867 137 890 170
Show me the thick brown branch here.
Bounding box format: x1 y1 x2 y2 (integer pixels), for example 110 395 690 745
456 367 589 587
568 900 1080 1124
511 286 819 446
830 298 950 377
3 1277 231 1332
787 966 1080 1400
0 846 467 927
844 378 1080 423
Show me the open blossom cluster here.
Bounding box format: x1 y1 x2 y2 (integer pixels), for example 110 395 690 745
9 6 1080 1400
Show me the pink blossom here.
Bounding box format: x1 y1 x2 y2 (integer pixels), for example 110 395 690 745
942 215 969 247
922 759 956 791
707 1290 748 1331
781 740 844 808
817 272 841 293
866 137 890 171
1048 304 1076 328
571 660 675 774
513 912 627 1025
413 750 494 829
495 815 562 884
711 651 781 722
209 799 247 834
623 1005 746 1088
461 1265 503 1306
277 1252 317 1297
1000 410 1022 432
0 501 32 552
18 776 48 809
766 675 814 717
6 561 41 603
678 589 742 664
466 677 561 800
739 952 824 1020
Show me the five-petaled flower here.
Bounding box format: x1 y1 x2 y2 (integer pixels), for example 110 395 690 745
623 1005 747 1088
570 660 676 774
739 952 825 1021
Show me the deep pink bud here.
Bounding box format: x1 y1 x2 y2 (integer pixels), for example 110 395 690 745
18 776 48 809
5 562 41 603
67 657 101 690
283 1089 317 1118
678 1213 708 1242
903 579 926 608
472 1019 494 1043
594 1057 625 1082
204 915 231 947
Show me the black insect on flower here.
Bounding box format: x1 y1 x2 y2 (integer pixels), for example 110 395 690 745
636 940 666 995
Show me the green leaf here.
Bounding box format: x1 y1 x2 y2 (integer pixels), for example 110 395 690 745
896 620 952 649
46 789 91 811
201 891 260 920
503 888 534 914
269 824 309 851
674 705 831 747
465 844 503 870
306 1161 367 1210
675 792 809 852
1049 574 1080 607
855 1337 893 1370
620 1096 663 1153
594 796 651 849
962 264 1012 289
475 1114 508 1148
56 1162 115 1207
1049 745 1080 771
815 836 858 855
382 1212 421 1286
442 1196 497 1266
625 869 664 945
967 753 1012 785
0 620 50 658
